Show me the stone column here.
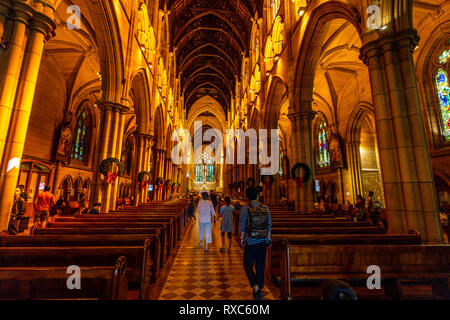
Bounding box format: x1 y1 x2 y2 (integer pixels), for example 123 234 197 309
288 111 316 213
0 0 9 39
0 1 31 160
347 141 363 203
360 29 442 243
91 102 128 212
110 106 126 210
0 7 55 231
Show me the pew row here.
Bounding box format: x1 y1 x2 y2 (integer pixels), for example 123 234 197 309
278 241 450 300
0 256 128 300
0 244 152 299
0 233 161 283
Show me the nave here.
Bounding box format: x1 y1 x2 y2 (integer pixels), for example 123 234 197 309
158 213 277 300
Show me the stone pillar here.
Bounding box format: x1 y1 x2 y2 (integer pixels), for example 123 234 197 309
0 1 31 160
288 110 316 213
0 6 55 231
360 29 443 243
91 102 128 212
110 107 126 210
0 0 9 39
347 141 363 203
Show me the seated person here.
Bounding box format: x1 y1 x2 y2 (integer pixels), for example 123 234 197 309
88 203 101 214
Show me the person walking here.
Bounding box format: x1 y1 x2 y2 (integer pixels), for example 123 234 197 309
197 192 216 252
33 185 56 228
240 187 272 300
219 196 235 254
187 196 196 221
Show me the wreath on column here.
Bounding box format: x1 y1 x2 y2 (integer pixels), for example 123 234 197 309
155 177 163 189
137 171 151 189
247 177 255 187
99 158 123 184
164 179 172 190
291 163 311 189
171 182 178 192
262 175 275 188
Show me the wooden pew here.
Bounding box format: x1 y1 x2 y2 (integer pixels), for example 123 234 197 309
53 216 174 254
34 227 169 264
46 220 174 251
0 256 128 300
268 233 422 278
0 245 152 299
0 233 161 283
271 221 371 228
115 207 188 232
108 211 185 241
271 226 384 234
278 241 450 300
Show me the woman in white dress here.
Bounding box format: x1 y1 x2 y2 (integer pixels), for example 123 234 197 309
197 192 216 252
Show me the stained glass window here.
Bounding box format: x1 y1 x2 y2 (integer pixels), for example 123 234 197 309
71 106 89 161
435 68 450 140
318 119 330 168
439 50 450 64
195 153 214 183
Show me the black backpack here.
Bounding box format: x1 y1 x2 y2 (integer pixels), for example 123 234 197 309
246 204 269 238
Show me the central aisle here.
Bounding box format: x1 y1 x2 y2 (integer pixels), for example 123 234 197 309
158 215 277 300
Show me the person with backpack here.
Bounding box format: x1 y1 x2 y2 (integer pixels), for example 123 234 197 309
239 187 272 300
367 191 382 225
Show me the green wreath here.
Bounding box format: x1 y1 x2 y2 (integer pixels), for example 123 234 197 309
137 171 151 183
137 171 151 188
99 158 123 183
155 177 163 189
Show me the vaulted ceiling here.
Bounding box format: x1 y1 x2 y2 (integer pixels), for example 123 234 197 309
169 0 261 116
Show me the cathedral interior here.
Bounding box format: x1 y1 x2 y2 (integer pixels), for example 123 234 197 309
0 0 450 301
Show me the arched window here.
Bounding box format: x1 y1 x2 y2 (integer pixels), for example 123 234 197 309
272 17 284 55
271 0 280 21
195 153 214 183
317 117 330 168
71 105 89 162
137 3 156 62
435 55 450 140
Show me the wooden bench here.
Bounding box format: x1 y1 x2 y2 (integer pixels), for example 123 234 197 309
54 216 174 253
278 241 450 300
271 226 384 234
34 227 169 263
269 233 422 278
0 244 152 299
0 233 161 283
271 221 371 228
0 256 128 300
108 211 185 240
46 221 174 251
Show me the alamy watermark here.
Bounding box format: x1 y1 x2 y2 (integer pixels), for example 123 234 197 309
171 121 280 175
66 5 81 30
367 4 382 30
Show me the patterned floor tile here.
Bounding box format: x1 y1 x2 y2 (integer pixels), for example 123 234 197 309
158 213 277 300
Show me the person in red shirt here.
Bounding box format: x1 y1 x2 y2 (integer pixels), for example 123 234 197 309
33 185 55 228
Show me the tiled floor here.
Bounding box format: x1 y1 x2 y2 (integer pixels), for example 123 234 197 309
158 216 278 300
